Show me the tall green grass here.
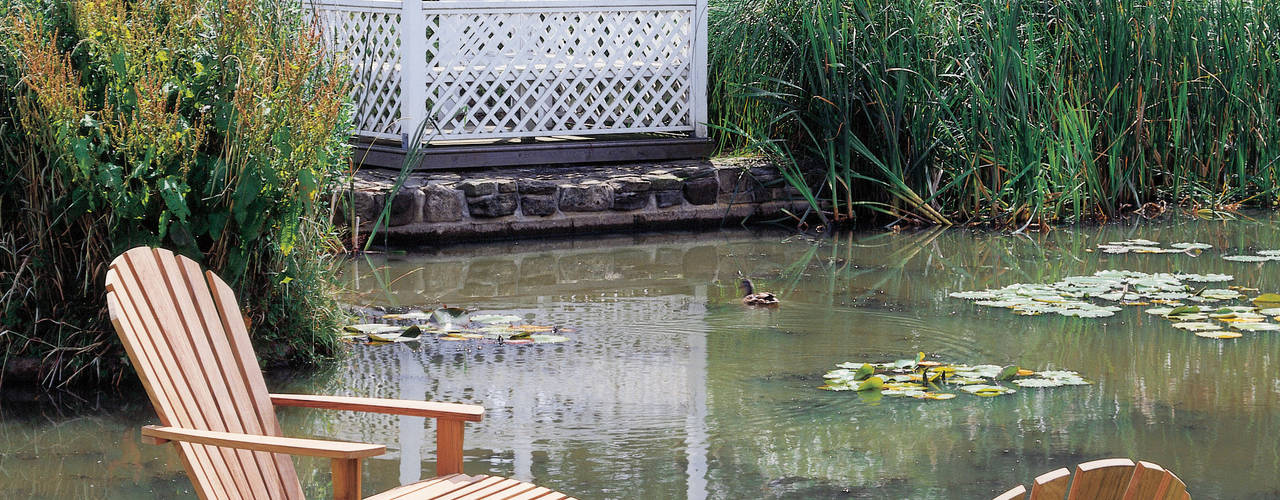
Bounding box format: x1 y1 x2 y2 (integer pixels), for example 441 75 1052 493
0 0 352 387
710 0 1280 227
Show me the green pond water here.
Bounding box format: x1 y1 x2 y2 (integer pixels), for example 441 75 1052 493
7 213 1280 498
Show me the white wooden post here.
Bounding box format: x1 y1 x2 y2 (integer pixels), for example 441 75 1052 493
400 0 429 145
692 0 709 138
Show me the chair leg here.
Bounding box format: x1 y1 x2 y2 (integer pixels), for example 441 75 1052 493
437 418 465 476
332 458 362 500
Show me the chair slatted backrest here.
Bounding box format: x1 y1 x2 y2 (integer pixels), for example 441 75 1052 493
106 247 303 500
995 458 1190 500
1125 461 1190 500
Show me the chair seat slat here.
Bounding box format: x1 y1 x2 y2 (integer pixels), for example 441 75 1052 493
452 478 540 499
436 476 522 500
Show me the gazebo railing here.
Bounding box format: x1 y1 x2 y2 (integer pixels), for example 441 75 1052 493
307 0 708 144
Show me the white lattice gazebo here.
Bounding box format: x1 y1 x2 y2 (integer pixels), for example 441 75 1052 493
309 0 709 167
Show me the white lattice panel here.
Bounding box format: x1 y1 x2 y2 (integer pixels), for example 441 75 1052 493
307 0 707 142
307 0 404 139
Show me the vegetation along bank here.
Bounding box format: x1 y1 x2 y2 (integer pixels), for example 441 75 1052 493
709 0 1280 228
0 0 351 387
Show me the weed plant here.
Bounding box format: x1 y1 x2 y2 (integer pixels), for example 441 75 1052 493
0 0 352 387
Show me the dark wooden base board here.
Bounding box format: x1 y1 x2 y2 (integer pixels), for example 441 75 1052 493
353 137 714 171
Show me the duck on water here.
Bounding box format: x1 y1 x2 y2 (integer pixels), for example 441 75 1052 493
740 279 779 307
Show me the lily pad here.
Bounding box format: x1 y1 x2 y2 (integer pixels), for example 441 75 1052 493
432 307 469 324
368 332 422 345
955 365 1003 379
949 291 1000 300
1195 330 1243 339
821 357 1087 400
1176 273 1233 282
400 325 423 339
1058 308 1115 318
344 324 404 335
1224 255 1273 262
960 384 1017 397
344 312 572 348
471 314 524 324
383 310 433 321
1036 370 1091 385
1172 322 1220 331
995 365 1020 381
855 376 885 392
852 363 875 381
951 270 1243 321
1231 322 1280 332
1013 378 1066 388
1251 293 1280 305
1200 289 1242 300
1099 240 1209 254
1217 316 1263 323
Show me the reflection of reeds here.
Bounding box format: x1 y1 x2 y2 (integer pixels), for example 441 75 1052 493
710 0 1280 227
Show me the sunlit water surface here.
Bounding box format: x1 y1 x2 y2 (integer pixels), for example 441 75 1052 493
6 214 1280 498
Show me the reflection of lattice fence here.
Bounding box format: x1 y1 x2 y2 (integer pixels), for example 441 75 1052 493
306 0 707 142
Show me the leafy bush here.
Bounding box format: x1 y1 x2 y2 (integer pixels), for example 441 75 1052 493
0 0 352 387
711 0 1280 227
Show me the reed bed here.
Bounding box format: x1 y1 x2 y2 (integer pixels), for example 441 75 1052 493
709 0 1280 227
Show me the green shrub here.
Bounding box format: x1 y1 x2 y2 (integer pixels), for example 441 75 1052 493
711 0 1280 227
0 0 352 387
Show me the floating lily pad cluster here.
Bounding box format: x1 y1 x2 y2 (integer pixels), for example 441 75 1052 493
949 270 1237 318
1146 295 1280 339
819 353 1090 400
1096 240 1212 255
342 307 570 345
1223 250 1280 263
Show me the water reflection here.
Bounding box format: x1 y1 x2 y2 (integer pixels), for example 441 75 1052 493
6 217 1280 498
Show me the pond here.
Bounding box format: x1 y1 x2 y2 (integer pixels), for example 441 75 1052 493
5 213 1280 498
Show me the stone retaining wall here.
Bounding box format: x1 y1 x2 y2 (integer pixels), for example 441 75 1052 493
341 157 811 244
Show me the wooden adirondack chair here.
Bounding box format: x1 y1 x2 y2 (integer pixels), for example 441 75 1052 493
105 247 574 500
994 458 1190 500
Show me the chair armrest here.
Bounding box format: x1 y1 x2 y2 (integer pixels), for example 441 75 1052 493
269 393 484 422
140 425 386 459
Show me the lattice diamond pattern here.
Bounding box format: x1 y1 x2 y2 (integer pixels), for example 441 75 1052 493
423 8 695 139
307 2 698 141
311 5 403 138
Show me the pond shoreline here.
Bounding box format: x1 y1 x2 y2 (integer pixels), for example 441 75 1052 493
342 157 817 245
